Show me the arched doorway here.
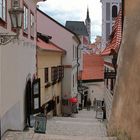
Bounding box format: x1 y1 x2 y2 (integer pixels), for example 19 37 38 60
25 78 32 127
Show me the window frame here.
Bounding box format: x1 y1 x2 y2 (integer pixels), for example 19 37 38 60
30 10 34 39
23 3 28 36
0 0 7 28
51 66 58 83
112 5 118 19
44 67 49 83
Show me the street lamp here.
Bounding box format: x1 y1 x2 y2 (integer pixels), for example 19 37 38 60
0 0 24 45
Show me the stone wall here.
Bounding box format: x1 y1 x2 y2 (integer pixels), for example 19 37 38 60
108 1 140 140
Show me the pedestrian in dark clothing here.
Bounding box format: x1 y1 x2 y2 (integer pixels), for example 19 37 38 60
93 98 96 110
87 98 91 110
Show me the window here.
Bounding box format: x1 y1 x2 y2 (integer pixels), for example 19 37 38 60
112 5 118 19
44 68 48 83
106 23 110 41
30 11 34 38
106 3 110 21
0 0 6 21
51 67 58 83
58 66 64 80
23 5 28 33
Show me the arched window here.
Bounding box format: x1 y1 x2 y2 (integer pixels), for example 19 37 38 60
112 5 118 18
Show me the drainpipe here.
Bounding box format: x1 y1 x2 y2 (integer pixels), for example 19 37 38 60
74 35 81 102
72 34 81 97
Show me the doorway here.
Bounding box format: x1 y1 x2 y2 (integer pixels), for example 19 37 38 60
24 78 32 127
84 91 88 107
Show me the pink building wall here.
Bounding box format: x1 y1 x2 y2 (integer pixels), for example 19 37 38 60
0 0 42 136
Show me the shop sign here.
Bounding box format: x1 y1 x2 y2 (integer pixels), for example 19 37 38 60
31 78 41 114
96 107 103 119
34 113 47 133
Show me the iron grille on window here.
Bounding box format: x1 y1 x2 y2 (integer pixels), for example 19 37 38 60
58 66 64 80
51 67 58 83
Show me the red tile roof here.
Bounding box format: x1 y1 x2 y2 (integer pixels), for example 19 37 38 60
37 38 66 53
102 9 122 56
81 54 104 80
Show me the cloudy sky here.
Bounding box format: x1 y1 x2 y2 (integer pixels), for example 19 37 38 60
38 0 102 43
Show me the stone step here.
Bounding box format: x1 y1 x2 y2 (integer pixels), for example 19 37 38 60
45 134 117 140
46 122 107 137
51 116 99 123
2 132 117 140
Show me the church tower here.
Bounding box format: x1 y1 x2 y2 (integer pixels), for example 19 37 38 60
85 7 91 43
101 0 122 51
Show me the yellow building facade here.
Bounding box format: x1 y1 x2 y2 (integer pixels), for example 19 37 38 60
37 35 65 117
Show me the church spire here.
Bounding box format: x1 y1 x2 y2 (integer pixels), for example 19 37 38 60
86 7 90 22
85 7 91 43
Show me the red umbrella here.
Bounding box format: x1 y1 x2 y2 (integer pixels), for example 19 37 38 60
69 97 78 103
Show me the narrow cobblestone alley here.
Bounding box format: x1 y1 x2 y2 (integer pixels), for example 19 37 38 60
2 109 116 140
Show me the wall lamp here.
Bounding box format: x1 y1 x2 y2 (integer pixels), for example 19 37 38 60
0 0 24 45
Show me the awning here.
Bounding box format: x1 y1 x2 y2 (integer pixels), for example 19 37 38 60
69 97 78 103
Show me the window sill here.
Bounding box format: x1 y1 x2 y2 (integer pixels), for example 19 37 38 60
23 32 28 38
11 28 17 33
45 82 52 88
52 81 57 85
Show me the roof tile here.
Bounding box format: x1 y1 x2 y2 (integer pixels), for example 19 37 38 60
102 8 122 56
81 54 104 80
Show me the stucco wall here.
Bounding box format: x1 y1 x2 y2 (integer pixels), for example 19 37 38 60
37 10 79 98
108 1 140 140
86 82 104 103
0 0 37 136
37 10 77 65
37 50 62 115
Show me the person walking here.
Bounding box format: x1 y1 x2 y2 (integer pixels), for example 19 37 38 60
87 98 91 110
93 98 96 111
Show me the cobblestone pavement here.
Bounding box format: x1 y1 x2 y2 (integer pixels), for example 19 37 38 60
1 109 116 140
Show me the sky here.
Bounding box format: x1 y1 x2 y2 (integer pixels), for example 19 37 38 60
37 0 102 43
